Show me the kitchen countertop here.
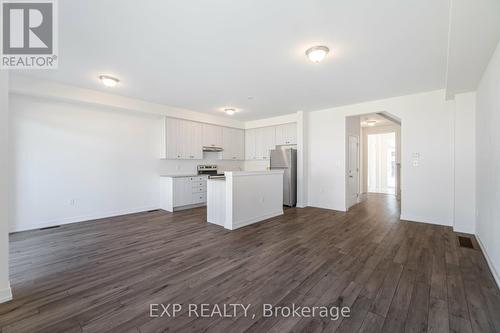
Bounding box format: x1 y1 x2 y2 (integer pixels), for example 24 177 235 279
159 174 206 178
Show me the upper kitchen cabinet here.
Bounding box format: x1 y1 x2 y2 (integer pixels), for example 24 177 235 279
202 124 223 148
184 120 203 159
253 126 276 160
164 118 202 160
222 127 245 160
275 123 297 145
245 128 256 160
165 117 183 159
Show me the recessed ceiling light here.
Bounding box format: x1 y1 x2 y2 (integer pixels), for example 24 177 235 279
99 75 119 87
224 108 236 116
366 120 377 126
305 45 330 63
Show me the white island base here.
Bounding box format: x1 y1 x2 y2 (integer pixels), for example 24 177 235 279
207 170 284 230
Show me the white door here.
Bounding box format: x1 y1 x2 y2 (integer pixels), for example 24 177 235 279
347 135 359 208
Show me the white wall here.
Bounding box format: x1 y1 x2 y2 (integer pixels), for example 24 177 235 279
307 90 455 226
0 72 11 302
9 94 245 232
10 75 245 129
453 92 476 234
244 113 297 129
475 40 500 287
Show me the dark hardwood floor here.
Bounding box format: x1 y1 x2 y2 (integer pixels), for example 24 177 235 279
1 194 499 333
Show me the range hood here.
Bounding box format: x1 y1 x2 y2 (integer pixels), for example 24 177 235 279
203 146 224 152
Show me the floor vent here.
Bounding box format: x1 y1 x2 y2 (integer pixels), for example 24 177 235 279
458 236 474 249
40 225 60 230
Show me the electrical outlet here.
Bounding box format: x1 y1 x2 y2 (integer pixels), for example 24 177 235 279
69 199 77 206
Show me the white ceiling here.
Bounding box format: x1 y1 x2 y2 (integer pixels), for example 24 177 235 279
19 0 453 120
445 0 500 98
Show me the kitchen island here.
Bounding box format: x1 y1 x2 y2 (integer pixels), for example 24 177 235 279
207 170 284 230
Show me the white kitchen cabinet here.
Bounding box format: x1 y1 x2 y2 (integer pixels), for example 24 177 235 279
255 126 275 160
183 120 203 159
160 175 208 212
222 127 244 160
275 123 297 145
202 123 223 147
164 118 202 160
165 118 181 159
245 129 256 160
245 126 275 160
173 177 192 207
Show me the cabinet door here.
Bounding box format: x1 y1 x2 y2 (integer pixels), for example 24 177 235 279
173 178 190 206
222 128 245 160
202 124 223 147
275 123 297 146
254 128 265 160
275 124 287 146
262 126 276 160
245 129 256 160
222 127 234 160
186 121 203 159
234 129 245 160
286 123 297 144
165 118 184 159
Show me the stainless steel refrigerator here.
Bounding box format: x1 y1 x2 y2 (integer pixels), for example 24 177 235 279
270 148 297 207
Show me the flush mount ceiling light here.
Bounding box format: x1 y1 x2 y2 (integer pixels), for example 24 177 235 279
305 45 330 63
224 108 236 116
99 75 119 87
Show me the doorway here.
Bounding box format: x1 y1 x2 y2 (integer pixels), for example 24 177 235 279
367 132 396 194
360 113 401 202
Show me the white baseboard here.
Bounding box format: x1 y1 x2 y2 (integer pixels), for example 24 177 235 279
0 285 12 303
399 214 452 227
308 203 346 212
475 234 500 290
10 205 160 233
231 210 284 230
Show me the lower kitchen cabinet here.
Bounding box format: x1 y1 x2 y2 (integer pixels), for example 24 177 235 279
160 175 208 212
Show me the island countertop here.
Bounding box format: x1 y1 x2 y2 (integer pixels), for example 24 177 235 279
159 174 202 178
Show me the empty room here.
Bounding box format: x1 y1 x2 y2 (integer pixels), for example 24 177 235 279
1 0 499 332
